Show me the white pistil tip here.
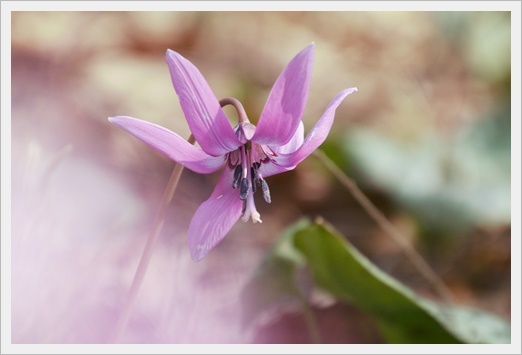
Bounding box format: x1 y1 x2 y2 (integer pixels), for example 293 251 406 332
242 211 262 223
252 212 262 224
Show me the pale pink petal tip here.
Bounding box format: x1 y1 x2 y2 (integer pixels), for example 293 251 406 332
252 44 315 146
107 115 224 174
164 49 242 156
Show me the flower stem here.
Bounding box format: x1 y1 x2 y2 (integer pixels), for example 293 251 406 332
219 97 249 123
313 150 455 305
112 134 195 343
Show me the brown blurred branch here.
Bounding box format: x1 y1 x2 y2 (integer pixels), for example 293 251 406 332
313 150 455 305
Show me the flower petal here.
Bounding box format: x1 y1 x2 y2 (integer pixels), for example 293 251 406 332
258 160 293 179
275 120 304 155
109 116 224 174
234 122 257 144
256 122 304 178
187 168 243 261
252 43 315 146
166 50 242 156
270 87 358 169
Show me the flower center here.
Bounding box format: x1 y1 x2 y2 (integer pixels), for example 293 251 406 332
230 142 271 223
219 97 272 224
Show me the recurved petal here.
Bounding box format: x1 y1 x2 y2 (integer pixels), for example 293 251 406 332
252 43 315 146
166 50 242 156
256 121 304 178
257 160 294 179
109 116 224 174
275 120 304 155
270 87 358 169
187 168 243 261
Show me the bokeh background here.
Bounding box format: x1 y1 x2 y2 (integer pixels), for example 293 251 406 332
11 11 511 343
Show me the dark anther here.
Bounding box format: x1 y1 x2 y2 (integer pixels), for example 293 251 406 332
253 162 260 171
232 164 242 189
240 178 249 200
251 167 257 192
261 179 271 203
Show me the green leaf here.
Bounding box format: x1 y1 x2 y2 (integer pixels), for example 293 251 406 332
242 220 510 343
293 220 511 344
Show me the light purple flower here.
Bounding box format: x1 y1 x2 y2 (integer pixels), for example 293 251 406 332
109 43 357 261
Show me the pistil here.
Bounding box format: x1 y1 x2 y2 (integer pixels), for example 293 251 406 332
242 157 262 223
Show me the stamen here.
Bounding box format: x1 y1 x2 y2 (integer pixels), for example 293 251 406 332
240 178 249 200
232 164 242 189
261 179 271 203
250 167 257 192
251 161 263 191
240 147 248 179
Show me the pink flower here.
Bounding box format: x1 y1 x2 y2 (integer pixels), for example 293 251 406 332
109 43 357 261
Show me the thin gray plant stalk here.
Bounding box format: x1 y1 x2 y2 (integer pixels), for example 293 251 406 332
112 134 195 343
313 149 455 305
298 294 322 343
113 98 249 342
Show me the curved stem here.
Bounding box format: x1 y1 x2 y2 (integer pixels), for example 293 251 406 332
219 97 249 123
112 134 196 343
313 149 455 304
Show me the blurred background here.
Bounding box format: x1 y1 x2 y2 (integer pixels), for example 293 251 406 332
11 11 511 343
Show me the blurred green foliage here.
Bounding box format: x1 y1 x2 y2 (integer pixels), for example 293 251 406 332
339 105 510 241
